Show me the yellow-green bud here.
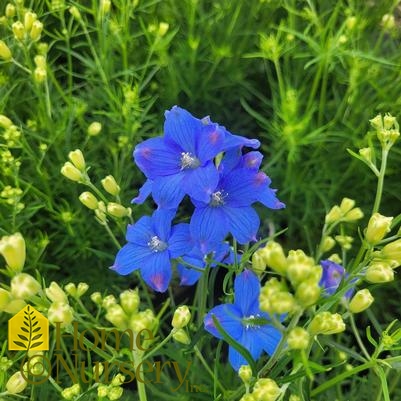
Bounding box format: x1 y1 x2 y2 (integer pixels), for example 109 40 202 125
101 175 120 196
238 365 252 384
0 288 12 310
108 386 123 400
30 20 43 41
321 236 335 253
252 378 281 401
61 162 83 182
295 280 321 307
46 281 68 303
120 289 140 314
107 203 130 218
172 305 191 329
6 371 27 394
12 21 25 41
344 207 364 222
77 282 88 297
34 55 46 69
48 302 74 327
309 312 345 335
252 249 266 274
158 22 169 37
370 114 383 131
287 327 310 350
100 0 111 14
102 294 117 309
90 291 102 305
268 292 297 314
286 250 317 285
339 198 355 214
130 309 157 332
335 235 353 250
325 205 342 224
172 328 190 344
61 383 81 400
239 395 255 401
87 121 102 136
0 232 26 273
111 373 125 387
349 289 374 313
0 40 12 61
68 149 85 171
380 238 401 265
24 11 37 31
328 253 342 264
3 299 26 314
33 67 47 83
97 384 109 397
5 4 16 18
69 6 82 20
260 241 287 274
64 283 77 297
359 147 372 163
365 213 393 245
365 262 394 283
11 273 41 299
0 114 13 129
79 192 98 210
289 396 301 401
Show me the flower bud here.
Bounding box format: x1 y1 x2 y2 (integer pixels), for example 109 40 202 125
5 4 16 18
90 291 102 305
252 378 281 401
325 205 342 224
359 147 372 163
339 198 355 214
0 288 12 310
370 114 383 131
0 114 13 129
365 213 393 245
0 40 12 61
365 262 394 283
383 114 397 130
97 384 108 397
3 299 26 314
12 21 25 41
238 365 252 384
33 67 47 83
380 239 401 265
102 294 117 309
34 55 46 69
61 162 83 182
172 328 190 344
335 235 353 250
111 373 125 387
79 192 98 210
107 203 130 218
64 283 77 297
260 241 287 274
309 312 346 335
321 236 335 253
61 383 81 400
77 282 89 297
30 20 43 41
295 280 321 307
46 281 68 303
286 250 316 285
108 386 123 400
24 11 37 31
287 327 310 350
0 232 26 273
172 305 191 329
120 289 140 314
68 149 85 171
239 395 255 401
268 291 297 314
6 371 27 394
101 175 120 196
105 304 128 330
87 121 102 136
349 289 374 313
252 249 266 274
130 309 157 332
11 273 41 299
69 6 82 20
100 0 111 14
344 207 364 222
48 302 74 327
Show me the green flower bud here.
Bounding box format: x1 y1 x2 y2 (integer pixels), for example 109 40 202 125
365 213 393 245
252 249 266 275
101 175 120 196
335 235 353 250
172 328 190 345
268 292 297 314
69 6 82 20
172 305 191 329
107 203 130 218
379 239 401 265
91 291 102 305
77 282 89 297
0 115 13 129
370 114 383 131
46 281 68 303
87 121 102 136
325 205 342 224
339 198 355 214
6 371 27 394
309 312 345 335
286 250 317 285
252 378 281 401
61 383 81 400
24 11 37 31
0 288 12 310
3 299 26 314
349 289 374 313
344 207 364 222
5 4 16 18
238 365 252 384
97 384 109 398
48 302 74 327
130 309 157 332
111 373 125 387
102 294 117 309
365 262 394 283
61 162 83 182
68 149 85 171
79 192 98 210
11 273 41 299
100 0 111 14
105 304 128 330
108 386 123 400
30 20 43 41
12 21 25 41
239 395 255 401
0 232 26 273
321 236 335 253
33 67 47 83
359 147 372 164
0 40 12 61
260 241 287 274
65 283 77 297
287 327 310 350
295 280 321 308
120 289 140 314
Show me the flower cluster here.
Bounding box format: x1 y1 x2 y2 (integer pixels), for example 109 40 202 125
112 106 284 291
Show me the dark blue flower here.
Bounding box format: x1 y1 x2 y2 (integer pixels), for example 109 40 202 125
111 210 191 292
320 260 354 299
204 270 282 371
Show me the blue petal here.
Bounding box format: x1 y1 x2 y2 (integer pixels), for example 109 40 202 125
218 149 242 174
177 256 204 286
254 325 282 356
152 174 186 209
164 106 200 154
168 223 192 258
126 216 153 246
204 304 242 340
111 243 152 275
228 331 263 371
223 129 260 150
196 123 226 164
131 179 152 204
234 270 260 316
184 162 219 203
224 206 260 244
140 251 172 292
151 209 175 242
253 172 285 209
241 152 263 170
133 137 181 179
190 206 229 252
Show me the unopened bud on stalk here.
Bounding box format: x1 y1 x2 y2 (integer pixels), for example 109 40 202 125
365 262 394 283
325 205 342 224
309 312 345 335
0 232 26 273
252 378 281 401
295 280 321 307
238 365 252 384
105 304 128 330
79 192 98 210
287 327 310 350
87 121 102 136
120 289 140 314
344 207 364 222
0 115 13 129
0 40 12 61
48 302 74 327
5 4 16 18
24 11 37 31
11 273 41 299
69 6 82 20
30 20 43 41
339 198 355 214
61 162 83 182
107 203 130 218
380 238 401 265
172 328 190 345
252 249 266 274
12 21 25 41
101 175 120 196
46 281 68 303
349 289 374 313
172 305 191 329
68 149 85 171
359 147 372 163
321 236 335 253
6 371 27 394
365 213 393 245
260 241 287 274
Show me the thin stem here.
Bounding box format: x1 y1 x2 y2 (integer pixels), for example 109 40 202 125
349 313 370 360
372 148 388 214
194 345 225 392
143 331 173 361
132 350 147 401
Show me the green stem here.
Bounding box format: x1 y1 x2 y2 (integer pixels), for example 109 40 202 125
194 345 225 392
143 331 173 361
132 350 147 401
372 148 388 214
349 313 370 360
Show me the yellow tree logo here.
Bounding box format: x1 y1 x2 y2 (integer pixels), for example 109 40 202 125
8 305 49 351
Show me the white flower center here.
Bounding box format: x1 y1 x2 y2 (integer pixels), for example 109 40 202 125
242 314 263 330
210 190 227 207
180 152 200 169
148 236 168 252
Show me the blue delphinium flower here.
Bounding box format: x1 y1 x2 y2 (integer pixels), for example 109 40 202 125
320 259 354 299
204 269 282 371
111 210 191 292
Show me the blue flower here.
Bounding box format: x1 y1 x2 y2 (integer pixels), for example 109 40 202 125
204 270 282 371
111 210 191 292
320 260 354 299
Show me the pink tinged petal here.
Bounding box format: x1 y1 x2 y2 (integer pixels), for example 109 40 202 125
183 162 219 204
126 216 153 245
111 243 152 275
223 130 260 150
190 206 229 253
204 304 243 340
152 174 186 209
168 223 192 258
224 206 260 244
177 256 204 286
164 106 200 154
196 124 226 164
234 270 261 316
242 151 263 170
131 179 152 204
253 172 285 209
133 137 182 179
140 251 172 292
151 209 175 242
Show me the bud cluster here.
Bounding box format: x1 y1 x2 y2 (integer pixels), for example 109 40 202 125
325 198 364 225
97 373 125 400
46 281 74 328
370 113 400 150
239 378 281 401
